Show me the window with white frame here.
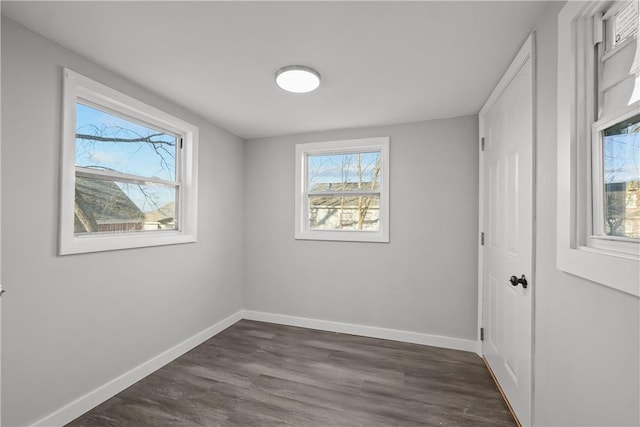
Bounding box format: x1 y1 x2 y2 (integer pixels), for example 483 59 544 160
557 1 640 296
592 2 640 247
60 68 199 255
295 137 389 242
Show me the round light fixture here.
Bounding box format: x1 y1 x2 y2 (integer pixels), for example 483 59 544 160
275 65 321 93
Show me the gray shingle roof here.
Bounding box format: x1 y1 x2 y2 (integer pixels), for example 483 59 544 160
74 177 144 233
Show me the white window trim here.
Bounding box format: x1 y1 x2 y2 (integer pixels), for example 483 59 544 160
294 137 390 242
557 2 640 297
60 68 199 255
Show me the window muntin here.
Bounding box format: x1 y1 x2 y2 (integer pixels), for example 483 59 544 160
60 68 199 254
295 137 389 242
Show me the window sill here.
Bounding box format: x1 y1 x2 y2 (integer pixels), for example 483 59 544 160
557 246 640 297
295 228 389 243
586 237 640 259
60 230 196 255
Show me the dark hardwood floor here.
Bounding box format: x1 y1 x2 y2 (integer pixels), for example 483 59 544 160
66 320 515 426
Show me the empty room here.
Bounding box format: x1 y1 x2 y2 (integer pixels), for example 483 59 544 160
1 1 639 426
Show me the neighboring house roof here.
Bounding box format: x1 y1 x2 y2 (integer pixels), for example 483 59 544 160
74 177 144 233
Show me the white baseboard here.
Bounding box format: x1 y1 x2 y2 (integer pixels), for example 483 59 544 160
31 309 481 427
32 310 243 427
242 310 480 354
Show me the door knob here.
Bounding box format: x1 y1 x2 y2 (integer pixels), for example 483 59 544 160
509 275 528 289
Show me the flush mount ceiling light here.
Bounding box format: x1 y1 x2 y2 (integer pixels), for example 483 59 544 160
275 65 321 93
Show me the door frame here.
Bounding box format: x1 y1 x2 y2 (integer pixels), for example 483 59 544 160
477 32 537 425
0 7 4 425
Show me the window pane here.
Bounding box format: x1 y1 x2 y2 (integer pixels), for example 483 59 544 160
76 103 177 181
75 176 177 235
308 151 381 192
603 113 640 238
308 195 380 231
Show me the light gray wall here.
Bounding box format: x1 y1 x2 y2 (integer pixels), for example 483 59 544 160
1 18 244 427
244 117 479 340
533 3 640 426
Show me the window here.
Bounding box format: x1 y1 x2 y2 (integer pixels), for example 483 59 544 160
592 112 640 248
295 137 389 242
60 69 199 254
557 1 640 296
591 2 640 249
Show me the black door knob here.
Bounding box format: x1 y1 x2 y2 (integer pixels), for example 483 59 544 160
509 275 528 289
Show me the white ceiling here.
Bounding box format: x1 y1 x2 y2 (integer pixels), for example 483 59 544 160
2 1 549 139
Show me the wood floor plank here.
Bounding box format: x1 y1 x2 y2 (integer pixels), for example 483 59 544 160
66 320 515 426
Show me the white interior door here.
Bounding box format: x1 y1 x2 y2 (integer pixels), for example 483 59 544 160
479 34 534 426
